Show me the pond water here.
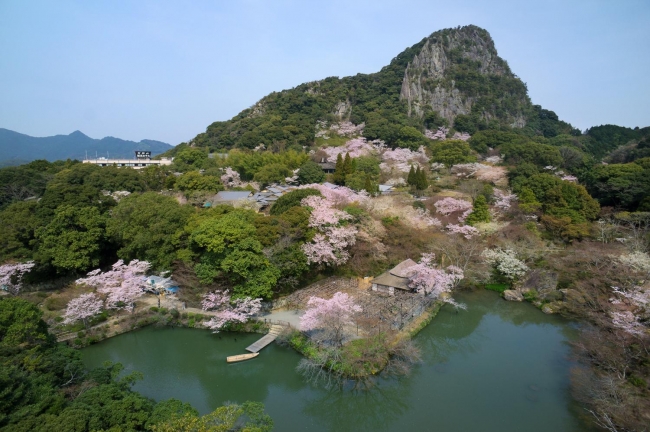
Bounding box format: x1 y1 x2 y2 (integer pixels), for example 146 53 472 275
82 290 593 431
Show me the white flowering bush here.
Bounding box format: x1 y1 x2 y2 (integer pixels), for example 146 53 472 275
617 251 650 276
481 248 528 281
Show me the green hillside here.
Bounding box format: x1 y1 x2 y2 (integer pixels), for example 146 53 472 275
179 25 576 155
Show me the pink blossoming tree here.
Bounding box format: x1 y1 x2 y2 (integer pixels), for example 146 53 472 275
220 167 243 188
76 260 151 312
0 261 35 295
201 290 262 332
299 183 368 206
63 293 104 328
380 146 430 173
446 224 480 239
300 195 358 265
434 197 472 216
406 254 465 304
493 189 517 210
330 121 365 137
300 292 362 346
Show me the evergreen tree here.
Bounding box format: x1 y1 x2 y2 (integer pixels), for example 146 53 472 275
407 166 416 186
465 195 491 225
363 175 378 196
333 153 345 185
343 153 353 176
416 167 428 191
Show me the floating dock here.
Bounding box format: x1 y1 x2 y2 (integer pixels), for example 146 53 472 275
245 325 284 353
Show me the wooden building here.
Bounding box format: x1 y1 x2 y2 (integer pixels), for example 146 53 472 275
371 259 417 295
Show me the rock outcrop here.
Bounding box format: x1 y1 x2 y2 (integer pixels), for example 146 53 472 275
399 25 530 127
503 290 524 302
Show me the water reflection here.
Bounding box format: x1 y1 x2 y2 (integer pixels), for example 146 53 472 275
302 378 413 432
82 291 592 432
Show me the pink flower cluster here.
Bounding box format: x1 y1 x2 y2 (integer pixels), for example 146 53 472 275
494 189 517 210
330 121 365 136
446 224 479 239
300 292 362 332
302 226 357 266
76 260 151 312
0 261 35 295
302 195 352 227
380 146 430 173
434 197 472 216
425 127 449 140
416 208 443 227
220 167 243 188
406 253 464 298
610 311 646 336
201 290 262 332
299 183 368 206
476 165 507 183
300 192 358 266
321 137 376 162
63 293 104 325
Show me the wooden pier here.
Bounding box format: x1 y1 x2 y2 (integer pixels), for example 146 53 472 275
245 325 284 353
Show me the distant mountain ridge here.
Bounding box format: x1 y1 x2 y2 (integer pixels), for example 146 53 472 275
0 128 174 166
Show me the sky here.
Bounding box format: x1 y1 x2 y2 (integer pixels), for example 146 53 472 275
0 0 648 145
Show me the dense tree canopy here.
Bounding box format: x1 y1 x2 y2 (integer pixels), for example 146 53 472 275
107 193 195 270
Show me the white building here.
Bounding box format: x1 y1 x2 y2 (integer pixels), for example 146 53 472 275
83 151 173 169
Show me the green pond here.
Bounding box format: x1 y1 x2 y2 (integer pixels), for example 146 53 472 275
82 290 593 431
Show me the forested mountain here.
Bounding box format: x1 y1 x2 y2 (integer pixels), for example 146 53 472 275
0 128 173 166
178 25 578 155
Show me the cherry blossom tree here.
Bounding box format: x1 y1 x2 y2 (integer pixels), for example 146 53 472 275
446 224 479 239
220 167 243 188
300 292 362 346
299 183 368 206
380 146 430 173
617 251 650 277
434 197 472 216
330 121 365 136
609 283 649 335
201 290 262 332
0 261 35 295
609 310 646 336
493 189 517 210
406 253 465 304
321 137 376 162
76 260 151 312
481 248 528 281
63 293 104 328
476 165 507 184
300 195 358 265
302 195 352 227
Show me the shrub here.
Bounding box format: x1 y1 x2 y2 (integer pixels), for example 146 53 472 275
485 283 508 293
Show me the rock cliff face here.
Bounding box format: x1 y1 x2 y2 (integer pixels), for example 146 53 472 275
399 25 530 128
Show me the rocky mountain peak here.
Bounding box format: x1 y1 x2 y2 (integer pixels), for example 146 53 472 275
400 25 528 128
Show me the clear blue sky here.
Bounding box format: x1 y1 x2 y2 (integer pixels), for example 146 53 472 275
1 0 648 145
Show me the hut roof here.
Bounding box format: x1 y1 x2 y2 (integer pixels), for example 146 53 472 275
389 259 418 278
372 272 411 290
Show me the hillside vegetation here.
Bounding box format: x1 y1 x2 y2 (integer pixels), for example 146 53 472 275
1 25 650 432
